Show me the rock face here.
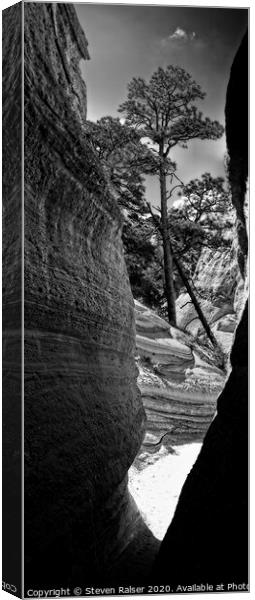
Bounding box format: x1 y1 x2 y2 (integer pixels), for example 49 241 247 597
2 5 22 593
176 240 246 354
152 31 248 586
23 3 156 586
134 301 225 449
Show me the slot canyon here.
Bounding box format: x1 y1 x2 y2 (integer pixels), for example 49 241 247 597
2 2 248 591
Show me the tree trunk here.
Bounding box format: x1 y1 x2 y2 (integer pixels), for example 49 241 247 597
159 153 176 326
171 248 218 347
146 200 218 347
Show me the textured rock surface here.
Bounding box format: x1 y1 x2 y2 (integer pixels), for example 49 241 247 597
23 3 157 586
135 301 225 448
129 303 225 547
176 240 246 353
152 31 248 586
2 5 22 593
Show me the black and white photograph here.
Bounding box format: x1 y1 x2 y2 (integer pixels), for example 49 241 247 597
1 0 249 597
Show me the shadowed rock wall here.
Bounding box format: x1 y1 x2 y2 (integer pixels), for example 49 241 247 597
23 3 149 586
2 4 22 593
226 32 248 278
152 31 248 587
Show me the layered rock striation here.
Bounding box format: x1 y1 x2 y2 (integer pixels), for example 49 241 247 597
23 3 156 586
2 5 22 592
135 301 225 449
130 302 226 543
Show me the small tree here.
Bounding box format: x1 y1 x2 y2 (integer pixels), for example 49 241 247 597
87 116 162 307
147 172 233 346
119 66 224 325
87 116 152 211
169 173 234 280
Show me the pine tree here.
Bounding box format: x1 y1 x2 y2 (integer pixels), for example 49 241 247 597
119 66 224 325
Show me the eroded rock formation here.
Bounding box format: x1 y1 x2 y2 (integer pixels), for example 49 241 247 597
23 3 157 586
135 301 225 447
175 238 247 354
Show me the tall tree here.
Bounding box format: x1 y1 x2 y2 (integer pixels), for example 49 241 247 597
119 66 224 325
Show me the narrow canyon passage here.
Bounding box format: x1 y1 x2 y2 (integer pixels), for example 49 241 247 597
128 301 227 542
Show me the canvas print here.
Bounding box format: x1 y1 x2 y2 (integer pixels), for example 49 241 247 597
2 1 248 597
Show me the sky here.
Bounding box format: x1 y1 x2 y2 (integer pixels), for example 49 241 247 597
75 4 248 205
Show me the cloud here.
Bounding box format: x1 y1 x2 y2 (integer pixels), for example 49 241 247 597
158 28 206 54
169 27 196 42
168 27 196 41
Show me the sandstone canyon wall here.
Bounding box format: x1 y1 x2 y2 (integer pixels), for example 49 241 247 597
134 301 225 448
2 4 22 593
23 3 156 587
175 235 247 355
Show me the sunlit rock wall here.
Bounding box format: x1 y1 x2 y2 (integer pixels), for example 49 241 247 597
135 301 225 447
176 240 246 353
23 3 146 585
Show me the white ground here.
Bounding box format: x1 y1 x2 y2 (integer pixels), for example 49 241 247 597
128 443 202 541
